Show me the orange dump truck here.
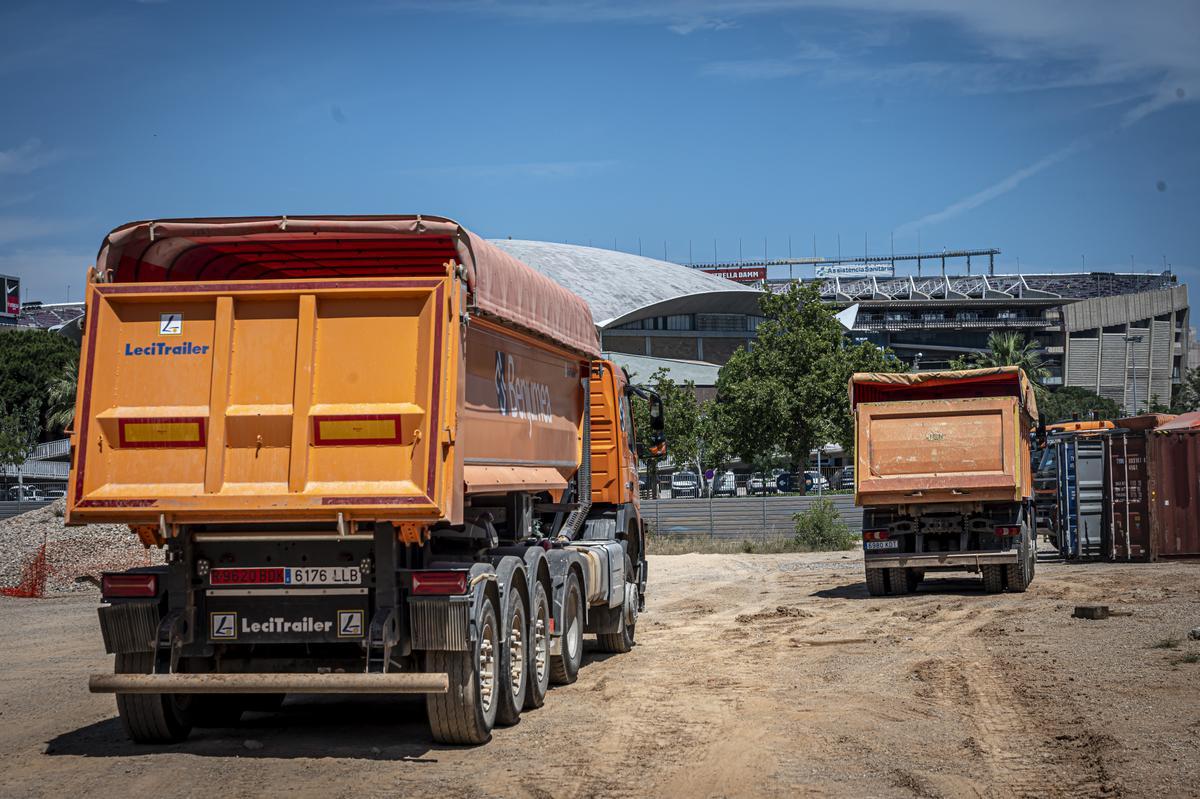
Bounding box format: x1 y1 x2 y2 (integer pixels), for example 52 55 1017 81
850 367 1037 595
68 215 664 745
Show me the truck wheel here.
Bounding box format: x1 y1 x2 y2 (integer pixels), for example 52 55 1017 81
596 555 637 654
495 587 527 726
904 568 922 593
981 565 1005 593
1006 528 1035 593
523 580 551 711
425 595 499 745
550 572 583 685
113 652 194 744
864 566 888 596
887 568 911 595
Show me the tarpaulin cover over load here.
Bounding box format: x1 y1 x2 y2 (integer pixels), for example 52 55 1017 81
94 215 600 357
849 366 1038 420
1153 411 1200 433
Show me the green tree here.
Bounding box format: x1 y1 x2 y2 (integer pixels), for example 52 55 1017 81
716 283 906 469
0 329 78 439
46 355 79 432
950 331 1049 389
1171 366 1200 413
629 367 702 484
1038 386 1122 424
0 399 39 472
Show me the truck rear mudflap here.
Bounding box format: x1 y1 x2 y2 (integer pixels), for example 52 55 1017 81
863 550 1019 570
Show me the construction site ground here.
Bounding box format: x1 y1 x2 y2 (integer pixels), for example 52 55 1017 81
1 552 1197 799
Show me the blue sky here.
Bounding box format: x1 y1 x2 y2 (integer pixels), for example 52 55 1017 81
1 0 1198 304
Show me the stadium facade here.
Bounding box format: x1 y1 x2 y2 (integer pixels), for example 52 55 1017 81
7 243 1194 415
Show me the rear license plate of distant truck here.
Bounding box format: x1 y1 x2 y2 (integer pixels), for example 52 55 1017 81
209 566 361 586
864 540 899 550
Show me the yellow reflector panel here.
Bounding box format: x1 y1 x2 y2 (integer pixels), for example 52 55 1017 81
121 422 203 445
318 419 396 441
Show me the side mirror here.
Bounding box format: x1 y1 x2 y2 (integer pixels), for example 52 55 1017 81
648 393 665 432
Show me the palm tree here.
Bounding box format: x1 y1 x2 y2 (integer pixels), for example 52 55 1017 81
955 332 1049 387
46 357 78 433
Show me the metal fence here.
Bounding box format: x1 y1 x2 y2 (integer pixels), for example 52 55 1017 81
642 493 863 539
0 500 55 521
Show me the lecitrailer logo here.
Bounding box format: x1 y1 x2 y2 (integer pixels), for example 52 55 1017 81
123 342 211 356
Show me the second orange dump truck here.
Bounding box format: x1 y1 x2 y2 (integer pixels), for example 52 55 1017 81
851 367 1038 595
68 215 664 745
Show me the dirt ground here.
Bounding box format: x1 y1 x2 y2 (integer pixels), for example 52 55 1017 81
1 552 1197 799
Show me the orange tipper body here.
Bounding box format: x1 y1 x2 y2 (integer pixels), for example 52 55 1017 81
74 216 659 747
850 366 1037 507
850 367 1040 595
66 216 599 526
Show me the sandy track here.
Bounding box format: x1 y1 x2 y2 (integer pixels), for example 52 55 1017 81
1 553 1197 798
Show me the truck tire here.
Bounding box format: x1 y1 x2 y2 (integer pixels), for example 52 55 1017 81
981 565 1005 594
425 595 500 745
904 568 922 593
495 587 527 727
113 652 194 744
523 580 551 711
864 566 888 596
887 568 911 595
596 555 637 653
1006 526 1035 593
550 572 583 685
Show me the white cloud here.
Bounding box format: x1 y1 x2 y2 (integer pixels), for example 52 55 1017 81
0 217 63 245
896 138 1090 235
0 139 60 176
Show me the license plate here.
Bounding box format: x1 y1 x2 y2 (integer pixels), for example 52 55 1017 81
210 566 362 586
864 540 899 550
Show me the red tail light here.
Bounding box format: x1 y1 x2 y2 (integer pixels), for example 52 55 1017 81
863 530 890 541
411 571 469 595
102 572 158 597
994 526 1021 537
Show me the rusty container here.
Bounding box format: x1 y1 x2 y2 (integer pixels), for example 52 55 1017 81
1147 411 1200 558
1106 415 1174 560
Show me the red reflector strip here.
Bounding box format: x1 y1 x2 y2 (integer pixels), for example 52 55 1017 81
994 526 1021 537
210 568 286 585
118 417 207 449
863 530 890 541
411 571 469 595
102 573 158 597
312 414 405 446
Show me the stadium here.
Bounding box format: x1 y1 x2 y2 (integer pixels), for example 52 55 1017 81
6 245 1197 415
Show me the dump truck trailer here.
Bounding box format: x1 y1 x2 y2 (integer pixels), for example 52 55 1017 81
67 215 665 745
850 367 1038 595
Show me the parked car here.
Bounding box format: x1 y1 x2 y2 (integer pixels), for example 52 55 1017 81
712 470 737 497
748 472 777 495
5 486 45 502
670 471 701 499
833 466 855 490
803 471 831 492
42 488 67 500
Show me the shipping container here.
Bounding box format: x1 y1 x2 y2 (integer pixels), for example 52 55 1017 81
1105 415 1174 560
1148 411 1200 558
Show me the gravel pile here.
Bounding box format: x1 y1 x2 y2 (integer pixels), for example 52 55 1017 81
0 500 162 596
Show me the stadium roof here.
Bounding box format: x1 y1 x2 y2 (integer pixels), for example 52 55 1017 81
491 240 760 327
603 352 721 387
